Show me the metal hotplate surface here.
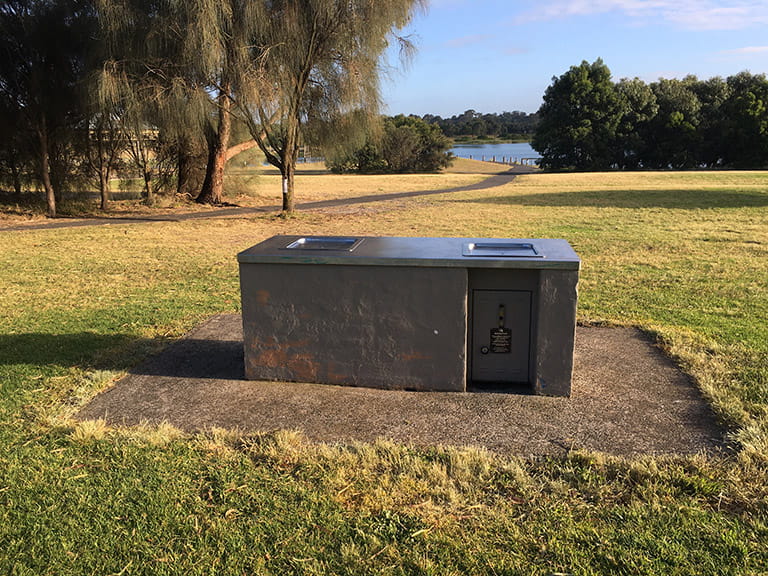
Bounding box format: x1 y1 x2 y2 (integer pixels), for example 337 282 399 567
238 236 580 270
462 242 544 258
284 236 364 251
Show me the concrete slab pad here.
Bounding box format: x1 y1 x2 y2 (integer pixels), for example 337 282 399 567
77 314 725 457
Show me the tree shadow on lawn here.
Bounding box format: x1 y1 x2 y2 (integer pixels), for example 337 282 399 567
464 189 768 210
294 170 520 211
0 332 243 380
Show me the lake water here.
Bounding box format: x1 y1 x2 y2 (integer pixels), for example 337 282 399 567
451 142 540 163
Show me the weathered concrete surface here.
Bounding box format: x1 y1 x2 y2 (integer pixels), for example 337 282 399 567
240 264 468 391
77 314 725 458
239 236 580 396
533 269 579 396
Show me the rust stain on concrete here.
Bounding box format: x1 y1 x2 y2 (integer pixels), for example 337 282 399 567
285 354 320 382
253 339 319 381
325 361 348 384
255 290 270 305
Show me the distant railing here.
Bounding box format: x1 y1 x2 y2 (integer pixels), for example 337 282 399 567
464 154 540 167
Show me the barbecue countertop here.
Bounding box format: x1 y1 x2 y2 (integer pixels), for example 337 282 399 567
238 236 580 270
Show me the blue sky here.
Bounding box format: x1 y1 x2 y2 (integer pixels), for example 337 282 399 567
381 0 768 117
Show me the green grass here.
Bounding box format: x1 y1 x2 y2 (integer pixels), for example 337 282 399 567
1 170 767 574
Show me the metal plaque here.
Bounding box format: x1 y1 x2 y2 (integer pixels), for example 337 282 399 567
489 327 512 353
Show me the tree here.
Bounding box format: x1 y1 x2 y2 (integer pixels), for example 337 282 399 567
385 115 453 172
174 0 262 205
122 98 161 204
0 90 30 194
326 114 453 174
427 110 539 140
691 76 730 168
641 77 702 169
84 56 132 210
0 0 96 217
83 106 125 210
532 59 768 171
613 77 657 169
235 0 424 213
532 59 623 170
720 72 768 168
97 0 256 206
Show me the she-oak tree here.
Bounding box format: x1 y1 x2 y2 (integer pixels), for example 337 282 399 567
100 0 424 212
234 0 424 212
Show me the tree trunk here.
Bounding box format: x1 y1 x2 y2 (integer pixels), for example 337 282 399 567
281 164 295 213
225 138 257 162
37 126 56 218
196 91 232 205
177 141 206 197
143 169 154 206
280 123 300 214
10 158 22 195
99 164 110 211
50 151 64 205
96 129 111 210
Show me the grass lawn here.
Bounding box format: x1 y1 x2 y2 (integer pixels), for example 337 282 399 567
1 162 767 574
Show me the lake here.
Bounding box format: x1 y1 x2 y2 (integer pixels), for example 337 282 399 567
451 142 540 164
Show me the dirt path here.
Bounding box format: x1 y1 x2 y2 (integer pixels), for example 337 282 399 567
1 167 531 233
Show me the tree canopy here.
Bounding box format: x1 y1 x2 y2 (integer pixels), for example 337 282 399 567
233 0 425 211
0 0 97 216
532 59 623 171
1 0 424 215
327 114 453 174
533 59 768 171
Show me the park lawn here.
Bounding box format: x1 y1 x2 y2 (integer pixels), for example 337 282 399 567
238 161 499 203
0 168 767 574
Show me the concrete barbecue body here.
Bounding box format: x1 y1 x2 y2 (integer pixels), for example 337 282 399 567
238 236 580 396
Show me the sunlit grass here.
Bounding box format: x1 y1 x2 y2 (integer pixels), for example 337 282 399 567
1 168 767 574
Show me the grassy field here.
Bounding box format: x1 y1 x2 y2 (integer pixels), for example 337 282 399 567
1 162 767 574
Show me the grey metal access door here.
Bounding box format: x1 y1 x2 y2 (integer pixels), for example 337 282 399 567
470 290 531 383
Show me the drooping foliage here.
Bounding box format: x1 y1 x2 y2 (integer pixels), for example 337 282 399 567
233 0 425 211
0 0 97 216
95 0 424 212
1 0 424 215
96 0 258 206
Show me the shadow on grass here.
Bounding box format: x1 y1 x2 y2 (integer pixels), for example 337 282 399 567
0 333 244 380
463 189 768 210
294 170 521 211
3 170 529 232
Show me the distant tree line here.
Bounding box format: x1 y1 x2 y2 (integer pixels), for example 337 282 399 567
0 0 423 216
422 109 539 140
326 114 453 173
533 59 768 171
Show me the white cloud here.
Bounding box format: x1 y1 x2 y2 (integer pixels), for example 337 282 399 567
515 0 768 31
